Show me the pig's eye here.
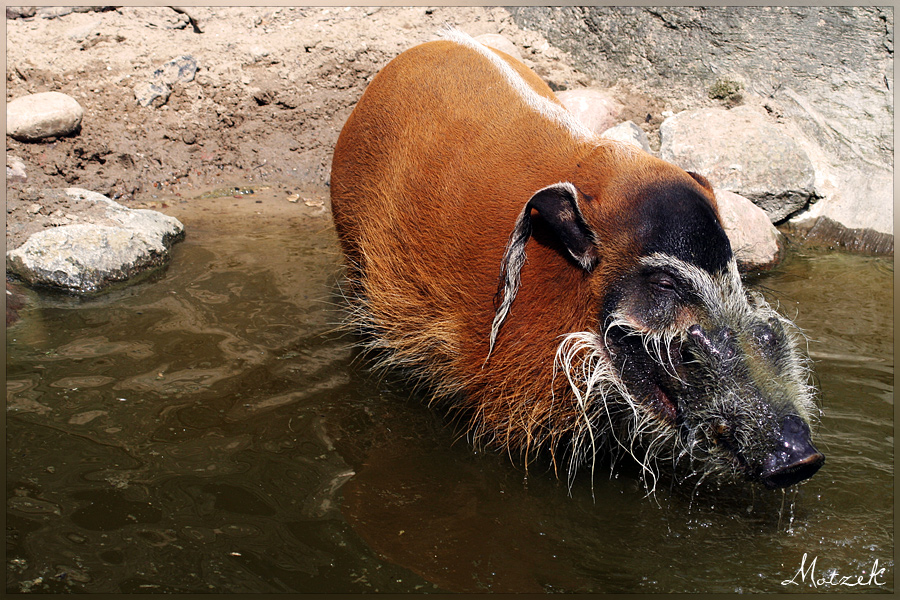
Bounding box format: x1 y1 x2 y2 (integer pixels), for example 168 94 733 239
646 270 677 294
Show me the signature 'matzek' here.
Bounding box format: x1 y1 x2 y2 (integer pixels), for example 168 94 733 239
782 553 887 588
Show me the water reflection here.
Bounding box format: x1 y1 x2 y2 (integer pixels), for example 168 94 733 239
6 203 893 593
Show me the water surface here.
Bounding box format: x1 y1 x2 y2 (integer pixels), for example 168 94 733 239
6 195 893 593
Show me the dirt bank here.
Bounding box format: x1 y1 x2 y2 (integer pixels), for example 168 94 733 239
7 6 667 249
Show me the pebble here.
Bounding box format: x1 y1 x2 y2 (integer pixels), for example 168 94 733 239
7 155 27 182
7 92 84 142
153 55 199 86
134 82 171 108
248 46 271 63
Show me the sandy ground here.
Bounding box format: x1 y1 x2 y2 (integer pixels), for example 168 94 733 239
6 6 666 250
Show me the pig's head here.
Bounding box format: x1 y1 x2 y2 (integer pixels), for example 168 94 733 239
491 153 824 491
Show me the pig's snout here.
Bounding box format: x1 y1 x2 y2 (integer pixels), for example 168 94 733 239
760 415 825 489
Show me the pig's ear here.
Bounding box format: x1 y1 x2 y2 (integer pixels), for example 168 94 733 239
487 182 598 360
523 182 599 270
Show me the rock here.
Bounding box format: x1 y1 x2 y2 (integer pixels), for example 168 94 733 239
508 6 893 251
67 19 102 42
659 105 816 223
475 33 523 61
556 88 624 135
153 55 199 86
7 155 27 183
26 203 41 215
65 188 184 246
6 188 184 294
136 56 198 108
785 216 894 255
7 226 168 293
788 150 893 237
715 190 783 271
248 46 271 63
37 7 76 18
134 81 171 108
7 92 84 142
35 6 116 19
6 7 37 19
599 121 650 152
509 7 892 168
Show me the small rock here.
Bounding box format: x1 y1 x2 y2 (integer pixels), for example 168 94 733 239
599 121 651 152
7 155 27 182
67 19 102 42
134 81 171 108
7 92 84 142
715 190 783 271
26 203 41 215
36 6 75 19
248 46 271 63
556 88 625 135
6 7 37 19
153 55 198 86
136 56 198 108
475 33 523 61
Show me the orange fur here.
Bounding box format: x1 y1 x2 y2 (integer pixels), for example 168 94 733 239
331 38 720 465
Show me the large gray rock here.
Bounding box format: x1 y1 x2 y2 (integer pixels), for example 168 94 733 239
659 106 817 223
6 188 184 294
508 6 893 249
788 147 893 237
715 190 783 271
7 92 84 141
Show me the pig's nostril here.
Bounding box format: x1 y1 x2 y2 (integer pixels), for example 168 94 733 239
760 415 825 489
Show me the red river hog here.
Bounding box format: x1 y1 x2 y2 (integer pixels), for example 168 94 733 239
330 30 824 491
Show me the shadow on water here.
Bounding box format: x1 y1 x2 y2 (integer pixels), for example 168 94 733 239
6 194 894 593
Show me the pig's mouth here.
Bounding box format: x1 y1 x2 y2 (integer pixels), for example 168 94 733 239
648 382 678 424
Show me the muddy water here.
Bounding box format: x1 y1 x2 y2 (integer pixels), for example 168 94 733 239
6 195 893 593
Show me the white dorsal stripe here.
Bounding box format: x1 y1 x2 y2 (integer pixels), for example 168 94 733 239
440 28 595 141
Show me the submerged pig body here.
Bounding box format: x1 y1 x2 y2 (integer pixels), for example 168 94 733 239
330 30 823 490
